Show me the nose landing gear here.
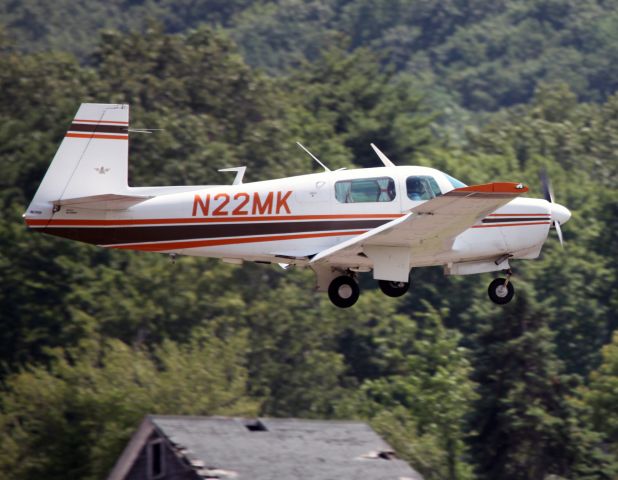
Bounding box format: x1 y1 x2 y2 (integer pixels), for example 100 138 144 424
328 275 360 308
488 270 515 305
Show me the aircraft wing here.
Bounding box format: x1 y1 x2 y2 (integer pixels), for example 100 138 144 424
310 182 528 281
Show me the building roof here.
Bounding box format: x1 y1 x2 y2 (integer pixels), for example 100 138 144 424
108 415 424 480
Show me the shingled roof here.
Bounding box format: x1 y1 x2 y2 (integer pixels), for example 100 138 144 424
108 415 424 480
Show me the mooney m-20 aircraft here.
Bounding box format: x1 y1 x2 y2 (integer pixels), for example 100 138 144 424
24 104 571 308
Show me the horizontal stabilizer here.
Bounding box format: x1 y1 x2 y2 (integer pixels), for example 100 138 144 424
53 194 153 210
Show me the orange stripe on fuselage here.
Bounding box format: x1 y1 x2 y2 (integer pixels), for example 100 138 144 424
65 133 128 140
107 230 368 251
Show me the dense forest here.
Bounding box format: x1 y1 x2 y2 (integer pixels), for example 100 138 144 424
0 1 617 479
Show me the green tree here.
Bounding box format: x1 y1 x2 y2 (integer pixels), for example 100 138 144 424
461 84 617 375
286 46 436 169
584 331 618 457
336 304 477 480
93 25 306 185
0 328 257 480
468 293 612 479
0 25 307 370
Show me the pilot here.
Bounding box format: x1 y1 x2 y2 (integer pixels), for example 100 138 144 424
407 178 427 200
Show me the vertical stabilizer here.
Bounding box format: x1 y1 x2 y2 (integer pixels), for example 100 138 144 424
25 103 130 220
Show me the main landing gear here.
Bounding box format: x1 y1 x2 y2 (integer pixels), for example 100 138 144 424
378 279 410 298
328 275 360 308
488 270 515 305
327 274 411 308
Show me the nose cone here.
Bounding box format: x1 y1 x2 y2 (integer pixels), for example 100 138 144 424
551 203 571 225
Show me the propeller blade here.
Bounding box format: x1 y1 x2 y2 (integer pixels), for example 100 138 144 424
555 221 564 248
540 169 567 248
540 168 554 203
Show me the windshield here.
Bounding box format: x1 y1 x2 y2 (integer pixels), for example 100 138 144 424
444 174 467 189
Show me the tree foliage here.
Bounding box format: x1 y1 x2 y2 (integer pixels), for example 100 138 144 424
0 12 616 480
0 329 257 480
3 1 618 110
468 294 614 479
584 332 618 458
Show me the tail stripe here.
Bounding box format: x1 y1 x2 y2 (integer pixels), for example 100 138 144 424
65 133 128 140
68 123 127 134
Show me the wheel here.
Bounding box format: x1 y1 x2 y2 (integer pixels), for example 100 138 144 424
378 279 410 297
328 276 360 308
488 278 515 305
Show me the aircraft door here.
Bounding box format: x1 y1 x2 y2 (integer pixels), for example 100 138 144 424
294 179 331 205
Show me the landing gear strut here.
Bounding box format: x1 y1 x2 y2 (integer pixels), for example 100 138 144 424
328 275 360 308
488 270 515 305
378 279 410 297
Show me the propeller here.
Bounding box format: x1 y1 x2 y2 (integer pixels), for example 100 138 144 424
540 168 568 248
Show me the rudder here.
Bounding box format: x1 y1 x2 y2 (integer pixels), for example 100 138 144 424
25 103 130 220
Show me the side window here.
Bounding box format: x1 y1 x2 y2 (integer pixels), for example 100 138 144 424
406 176 442 201
335 177 396 203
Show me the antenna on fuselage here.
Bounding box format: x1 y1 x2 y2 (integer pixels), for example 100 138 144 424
127 128 165 134
371 143 396 167
218 166 247 185
296 142 331 172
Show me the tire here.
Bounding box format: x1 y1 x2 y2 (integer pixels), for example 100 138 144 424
328 276 360 308
378 279 410 297
488 278 515 305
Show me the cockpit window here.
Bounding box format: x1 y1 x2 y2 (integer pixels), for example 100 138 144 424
444 174 467 189
335 177 396 203
406 176 442 201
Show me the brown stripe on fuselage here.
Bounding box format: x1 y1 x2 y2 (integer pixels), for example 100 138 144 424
25 213 402 227
69 123 128 134
111 230 368 252
37 219 390 246
472 221 550 228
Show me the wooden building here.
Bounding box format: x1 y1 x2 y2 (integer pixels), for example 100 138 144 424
107 415 424 480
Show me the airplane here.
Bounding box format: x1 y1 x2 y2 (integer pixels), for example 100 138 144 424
24 103 571 308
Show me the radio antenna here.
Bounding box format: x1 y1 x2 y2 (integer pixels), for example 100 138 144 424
297 142 331 172
218 166 247 185
370 143 396 167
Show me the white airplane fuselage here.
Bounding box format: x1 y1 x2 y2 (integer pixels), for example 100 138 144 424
30 165 560 271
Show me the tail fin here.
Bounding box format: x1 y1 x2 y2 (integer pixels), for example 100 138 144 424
25 103 130 220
